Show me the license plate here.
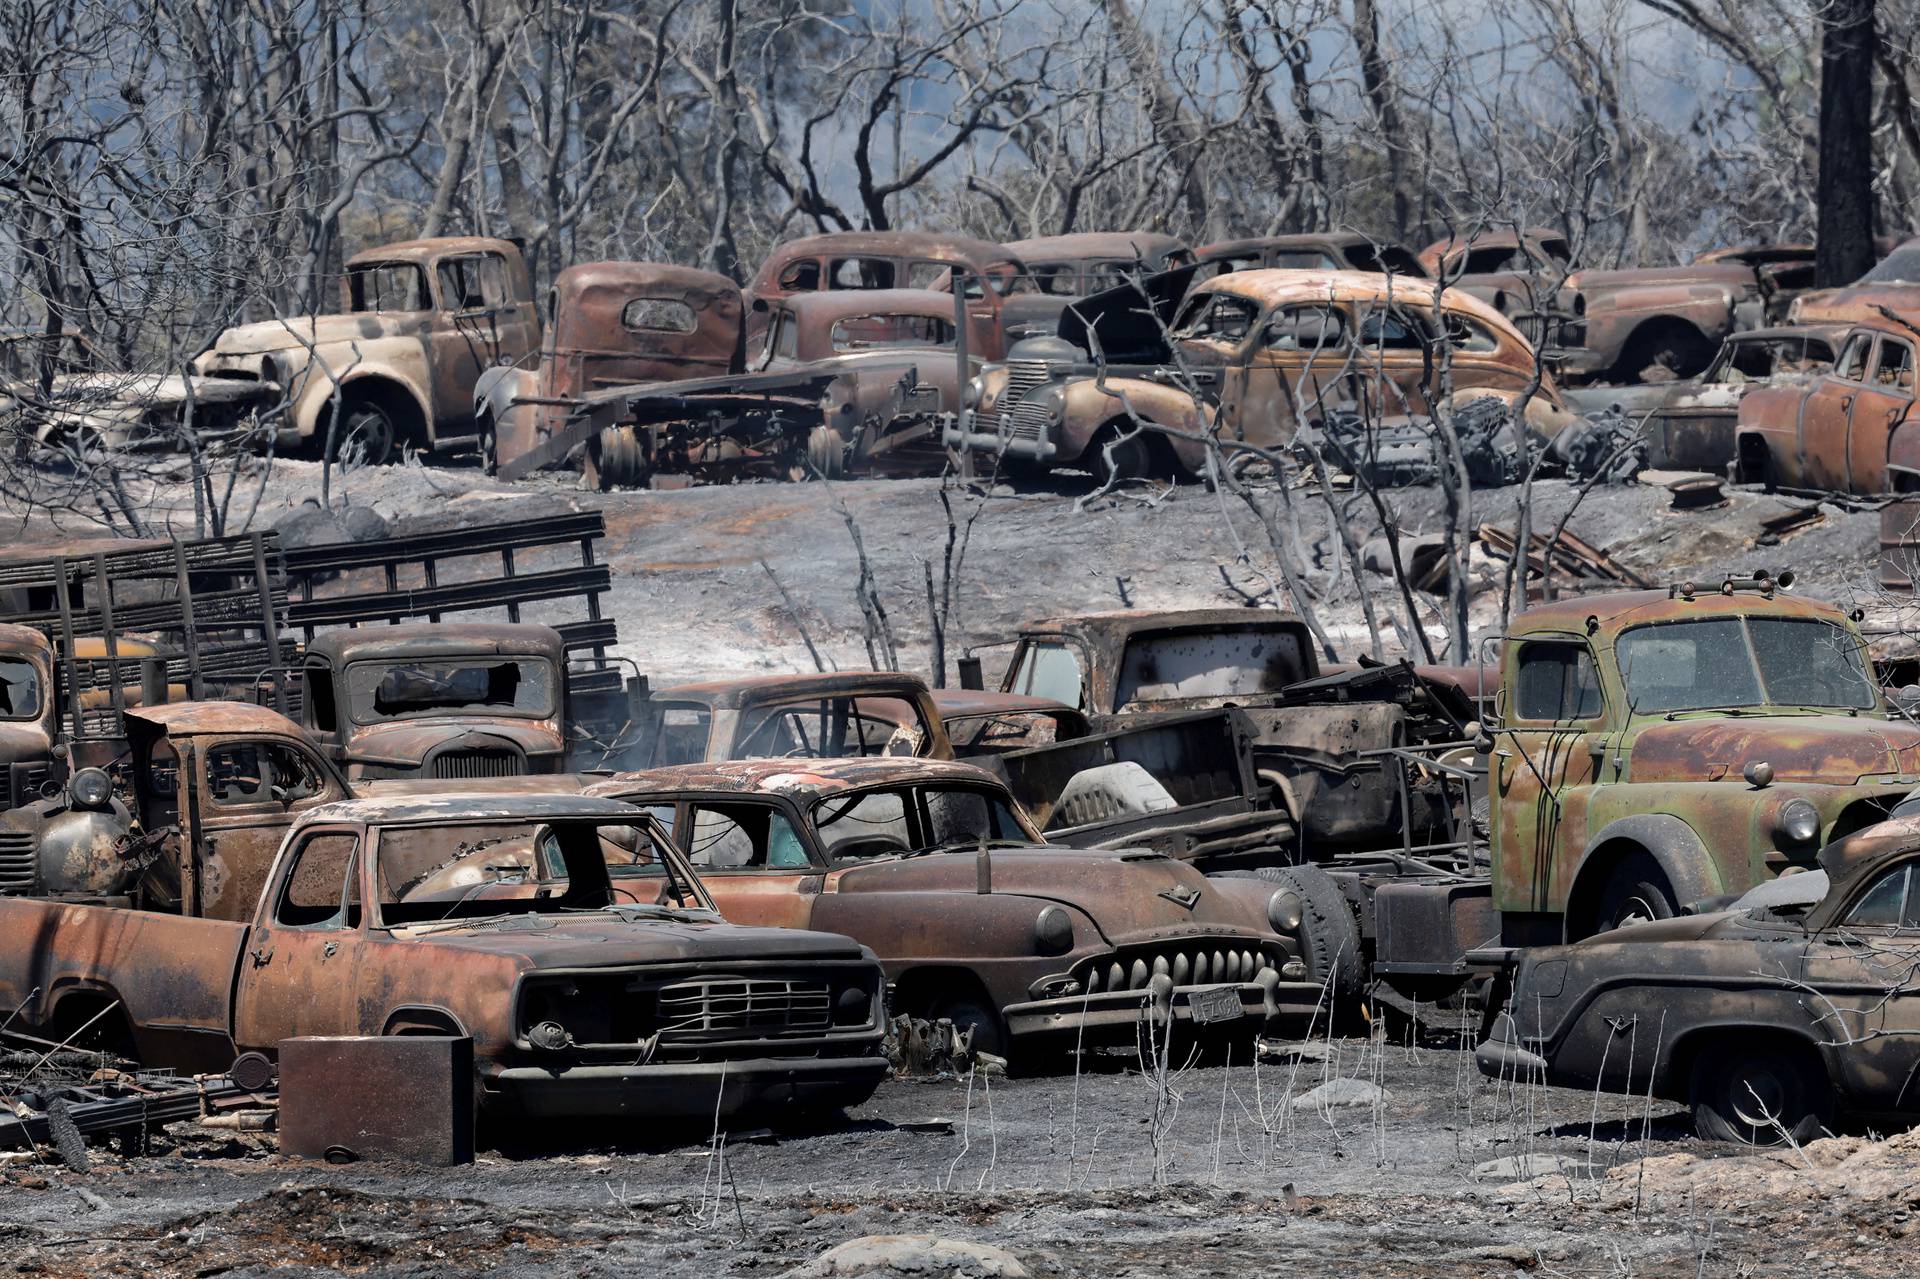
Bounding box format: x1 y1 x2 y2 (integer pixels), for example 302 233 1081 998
1189 986 1245 1025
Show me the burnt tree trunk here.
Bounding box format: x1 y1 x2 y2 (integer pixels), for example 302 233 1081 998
1816 0 1876 288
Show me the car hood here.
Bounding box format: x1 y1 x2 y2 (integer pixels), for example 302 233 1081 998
208 312 412 355
1628 716 1920 784
1791 285 1920 327
1573 910 1742 946
831 844 1272 943
348 719 563 767
401 910 873 968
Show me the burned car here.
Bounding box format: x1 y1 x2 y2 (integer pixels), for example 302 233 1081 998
1195 233 1428 279
587 758 1324 1058
999 232 1194 337
947 267 1565 485
1734 321 1917 493
476 261 745 474
636 671 956 767
1417 227 1575 326
1564 324 1843 471
194 236 541 465
1477 811 1920 1146
745 231 1026 360
299 623 569 780
1 328 272 452
1788 236 1920 328
0 789 889 1122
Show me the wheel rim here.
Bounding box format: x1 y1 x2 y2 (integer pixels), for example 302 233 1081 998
1723 1059 1795 1138
343 409 394 466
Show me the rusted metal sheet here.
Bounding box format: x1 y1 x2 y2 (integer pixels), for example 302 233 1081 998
279 1035 475 1165
1475 523 1650 596
1734 322 1918 493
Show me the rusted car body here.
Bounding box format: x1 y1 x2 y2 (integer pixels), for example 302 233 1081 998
1546 247 1818 384
745 231 1026 360
1478 811 1920 1145
299 623 569 781
636 671 955 767
586 758 1323 1057
1483 580 1919 944
947 268 1564 484
1417 228 1574 321
1564 324 1844 470
476 262 744 474
999 232 1194 337
993 609 1473 853
193 236 541 465
1788 236 1920 327
1733 322 1918 493
0 790 890 1121
1195 233 1428 279
0 329 273 451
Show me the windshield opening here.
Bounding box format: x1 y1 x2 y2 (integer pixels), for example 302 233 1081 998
1116 626 1310 706
344 263 429 313
732 694 930 759
374 815 701 925
346 657 556 724
809 784 1030 861
1616 617 1877 713
830 314 954 352
0 656 42 720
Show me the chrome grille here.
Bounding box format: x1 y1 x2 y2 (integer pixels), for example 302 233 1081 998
1080 941 1277 993
999 359 1052 403
431 749 523 779
0 832 36 894
656 977 832 1040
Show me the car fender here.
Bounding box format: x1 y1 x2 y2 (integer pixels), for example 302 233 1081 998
474 364 544 468
1059 376 1205 469
1734 382 1808 479
1571 813 1724 917
286 340 434 439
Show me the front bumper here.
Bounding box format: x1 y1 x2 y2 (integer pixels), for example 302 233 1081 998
487 1053 891 1119
940 411 1058 462
1002 975 1323 1044
1474 1012 1549 1081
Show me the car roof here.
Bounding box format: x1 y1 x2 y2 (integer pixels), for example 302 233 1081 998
591 756 1004 799
298 791 642 826
306 622 566 663
1510 587 1843 638
1018 607 1308 638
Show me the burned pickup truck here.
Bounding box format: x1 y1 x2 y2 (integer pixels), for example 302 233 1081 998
0 789 890 1122
588 758 1323 1060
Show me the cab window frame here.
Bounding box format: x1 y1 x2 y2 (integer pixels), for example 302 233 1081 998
1509 639 1607 726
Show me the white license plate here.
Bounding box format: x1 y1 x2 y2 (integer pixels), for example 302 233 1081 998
1189 986 1245 1025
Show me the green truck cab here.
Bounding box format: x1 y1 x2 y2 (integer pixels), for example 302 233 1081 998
1489 574 1916 943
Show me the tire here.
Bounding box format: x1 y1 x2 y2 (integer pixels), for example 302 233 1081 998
1620 324 1713 384
477 413 499 476
596 425 647 488
1087 427 1150 488
338 404 398 467
804 425 844 480
933 996 1007 1061
1689 1039 1829 1146
1227 864 1364 1018
1581 851 1677 938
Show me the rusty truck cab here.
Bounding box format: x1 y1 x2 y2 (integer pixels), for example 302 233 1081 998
300 623 569 782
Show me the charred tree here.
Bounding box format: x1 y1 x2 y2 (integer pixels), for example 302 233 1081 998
1816 0 1876 287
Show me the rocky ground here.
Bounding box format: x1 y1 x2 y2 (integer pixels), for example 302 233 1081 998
0 1038 1910 1277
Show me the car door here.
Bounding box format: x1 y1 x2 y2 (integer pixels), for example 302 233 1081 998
1245 304 1356 445
1491 638 1608 917
231 825 368 1049
676 797 822 930
193 736 349 922
1798 861 1920 1111
432 251 525 432
1799 332 1872 490
1847 334 1915 493
1353 302 1435 420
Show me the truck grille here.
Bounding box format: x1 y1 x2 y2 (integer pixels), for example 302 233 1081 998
1080 941 1278 993
655 976 832 1040
0 832 36 894
431 749 524 779
1 765 50 811
996 361 1057 445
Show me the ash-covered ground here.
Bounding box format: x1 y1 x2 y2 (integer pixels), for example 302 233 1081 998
7 453 1895 687
2 1039 1906 1279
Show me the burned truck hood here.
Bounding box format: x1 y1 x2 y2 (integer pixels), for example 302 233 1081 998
1628 716 1920 784
401 910 873 969
1056 264 1200 364
831 844 1271 943
348 719 564 768
208 313 412 355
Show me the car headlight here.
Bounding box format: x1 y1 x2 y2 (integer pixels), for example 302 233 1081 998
962 377 982 410
1267 890 1303 934
1034 905 1074 955
1041 384 1066 417
67 767 113 810
1777 798 1820 845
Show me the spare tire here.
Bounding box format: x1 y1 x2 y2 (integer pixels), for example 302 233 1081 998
1219 864 1364 1021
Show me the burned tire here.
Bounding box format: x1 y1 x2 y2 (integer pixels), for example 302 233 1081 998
932 996 1007 1062
1689 1039 1829 1146
1582 851 1676 938
1225 864 1363 1019
596 425 647 489
803 425 844 480
338 404 398 467
1619 323 1714 384
1087 426 1150 488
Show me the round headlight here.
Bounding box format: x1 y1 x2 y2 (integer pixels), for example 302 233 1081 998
527 1020 573 1052
1778 798 1820 845
962 377 983 410
68 767 113 810
1268 890 1304 935
1034 905 1074 955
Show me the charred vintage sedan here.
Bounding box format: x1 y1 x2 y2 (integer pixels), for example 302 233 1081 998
1478 812 1920 1146
587 758 1325 1059
1734 321 1918 493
